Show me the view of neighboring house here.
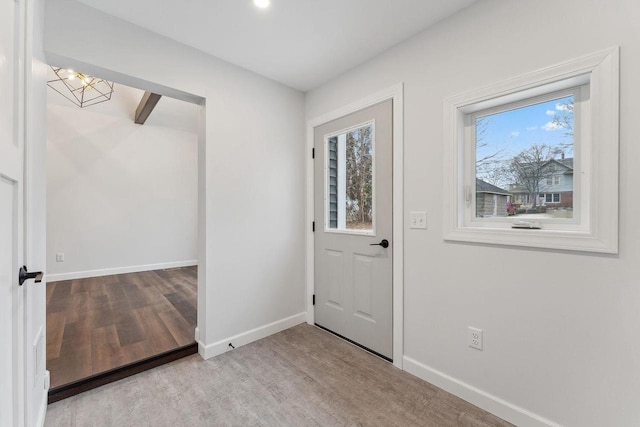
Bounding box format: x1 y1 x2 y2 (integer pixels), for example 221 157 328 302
509 156 574 209
476 178 511 217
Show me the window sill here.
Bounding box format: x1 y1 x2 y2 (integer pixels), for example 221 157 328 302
444 226 617 254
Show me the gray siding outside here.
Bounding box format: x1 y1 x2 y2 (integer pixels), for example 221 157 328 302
328 137 338 228
539 172 573 193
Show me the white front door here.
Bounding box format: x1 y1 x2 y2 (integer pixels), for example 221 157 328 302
1 0 25 425
314 100 393 360
2 0 47 425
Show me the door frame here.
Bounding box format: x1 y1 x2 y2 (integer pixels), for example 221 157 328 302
20 0 49 424
7 0 27 422
305 83 404 369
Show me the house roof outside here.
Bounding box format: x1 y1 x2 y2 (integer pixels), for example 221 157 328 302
546 157 573 174
556 157 574 169
476 178 511 196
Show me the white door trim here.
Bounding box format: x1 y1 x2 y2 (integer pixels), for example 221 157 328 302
305 83 404 369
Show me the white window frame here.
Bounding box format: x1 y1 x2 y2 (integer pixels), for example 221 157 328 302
444 47 619 253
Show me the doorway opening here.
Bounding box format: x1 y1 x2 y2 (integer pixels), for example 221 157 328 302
44 69 202 402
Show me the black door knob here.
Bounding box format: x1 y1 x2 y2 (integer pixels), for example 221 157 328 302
18 266 43 286
370 239 389 248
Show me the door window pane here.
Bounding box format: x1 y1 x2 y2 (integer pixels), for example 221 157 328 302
326 124 374 232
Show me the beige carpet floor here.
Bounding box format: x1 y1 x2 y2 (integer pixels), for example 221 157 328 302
45 324 512 427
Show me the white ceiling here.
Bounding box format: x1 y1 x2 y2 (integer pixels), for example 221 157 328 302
74 0 476 91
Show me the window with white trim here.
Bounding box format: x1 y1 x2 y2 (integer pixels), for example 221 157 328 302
443 48 619 253
546 176 561 186
544 193 561 204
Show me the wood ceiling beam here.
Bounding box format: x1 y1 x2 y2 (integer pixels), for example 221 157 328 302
134 91 162 125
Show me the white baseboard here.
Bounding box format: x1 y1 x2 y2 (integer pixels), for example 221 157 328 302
198 312 306 360
46 260 198 282
403 356 561 427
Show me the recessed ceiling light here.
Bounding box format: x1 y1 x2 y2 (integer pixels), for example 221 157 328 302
253 0 270 9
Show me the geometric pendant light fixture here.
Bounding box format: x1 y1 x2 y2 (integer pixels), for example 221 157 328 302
47 66 115 108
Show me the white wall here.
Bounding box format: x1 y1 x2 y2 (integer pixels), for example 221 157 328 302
46 83 199 279
307 1 640 426
44 0 306 354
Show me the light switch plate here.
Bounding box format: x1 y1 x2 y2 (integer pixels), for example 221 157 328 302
410 211 427 229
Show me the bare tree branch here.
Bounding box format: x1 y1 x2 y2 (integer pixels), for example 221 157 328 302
551 100 574 152
475 116 512 187
508 144 562 208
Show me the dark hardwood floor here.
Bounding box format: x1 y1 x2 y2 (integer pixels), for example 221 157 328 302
46 266 197 389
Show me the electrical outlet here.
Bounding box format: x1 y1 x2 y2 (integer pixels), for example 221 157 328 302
56 252 64 262
410 211 427 229
468 327 483 350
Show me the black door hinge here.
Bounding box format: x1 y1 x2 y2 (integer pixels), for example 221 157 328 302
312 148 315 159
312 294 315 305
312 221 315 232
